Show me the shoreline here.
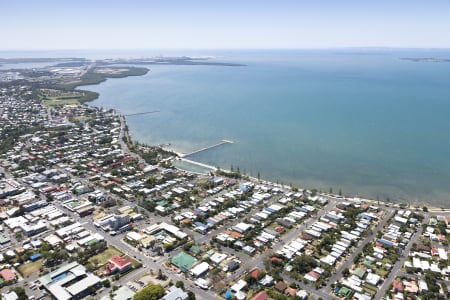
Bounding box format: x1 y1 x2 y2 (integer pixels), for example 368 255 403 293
62 60 450 211
119 112 450 212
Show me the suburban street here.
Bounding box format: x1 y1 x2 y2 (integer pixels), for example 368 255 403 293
322 209 395 294
2 94 449 300
56 202 215 300
373 214 430 300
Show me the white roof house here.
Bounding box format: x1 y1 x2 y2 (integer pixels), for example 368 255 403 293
190 262 210 277
230 280 247 293
210 252 228 265
365 273 381 286
438 248 448 260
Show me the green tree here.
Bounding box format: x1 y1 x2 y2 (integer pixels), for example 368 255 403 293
187 291 196 300
291 255 318 274
133 284 165 300
102 279 111 288
13 287 28 300
175 281 184 289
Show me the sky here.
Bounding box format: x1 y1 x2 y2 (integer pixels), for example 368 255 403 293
1 0 450 50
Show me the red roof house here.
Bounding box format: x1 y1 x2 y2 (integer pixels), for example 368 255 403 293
285 287 298 296
251 291 268 300
393 280 404 292
275 226 285 233
103 256 132 275
250 268 261 280
0 269 16 281
270 257 283 264
274 281 287 292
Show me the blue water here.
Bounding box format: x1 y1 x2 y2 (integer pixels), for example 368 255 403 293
79 49 450 207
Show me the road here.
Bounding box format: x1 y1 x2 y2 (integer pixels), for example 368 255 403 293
373 214 430 300
322 209 395 293
55 202 215 300
214 198 339 298
284 273 339 300
14 120 446 300
17 136 218 299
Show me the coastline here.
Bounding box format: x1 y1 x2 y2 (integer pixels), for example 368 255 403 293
117 111 450 212
57 58 450 211
68 66 150 103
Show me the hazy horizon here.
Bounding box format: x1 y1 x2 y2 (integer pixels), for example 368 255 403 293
1 47 450 61
1 0 450 50
2 46 450 51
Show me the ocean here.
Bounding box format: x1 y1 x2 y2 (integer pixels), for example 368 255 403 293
6 49 450 207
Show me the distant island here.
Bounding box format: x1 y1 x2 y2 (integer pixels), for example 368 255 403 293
0 56 246 68
400 57 450 62
95 56 246 67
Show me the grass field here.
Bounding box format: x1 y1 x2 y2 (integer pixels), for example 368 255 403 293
18 259 42 277
127 256 141 268
89 246 123 266
44 99 80 106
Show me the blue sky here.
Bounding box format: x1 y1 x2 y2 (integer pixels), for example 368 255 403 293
1 0 450 50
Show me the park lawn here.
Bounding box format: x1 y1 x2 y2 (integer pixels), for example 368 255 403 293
124 256 141 269
89 246 123 266
266 222 278 230
18 259 43 277
44 99 79 106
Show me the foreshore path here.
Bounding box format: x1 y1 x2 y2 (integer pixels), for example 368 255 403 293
178 158 217 171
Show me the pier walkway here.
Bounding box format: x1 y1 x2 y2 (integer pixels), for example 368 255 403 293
181 140 233 158
123 110 160 117
178 158 217 171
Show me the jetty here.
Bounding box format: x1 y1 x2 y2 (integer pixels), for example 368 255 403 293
179 158 217 171
123 110 160 117
181 140 234 158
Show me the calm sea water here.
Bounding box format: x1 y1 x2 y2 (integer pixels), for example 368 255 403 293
61 49 450 207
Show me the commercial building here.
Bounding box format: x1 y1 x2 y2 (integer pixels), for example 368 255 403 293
38 262 101 300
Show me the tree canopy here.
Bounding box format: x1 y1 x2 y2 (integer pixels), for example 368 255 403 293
133 284 165 300
291 254 318 274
